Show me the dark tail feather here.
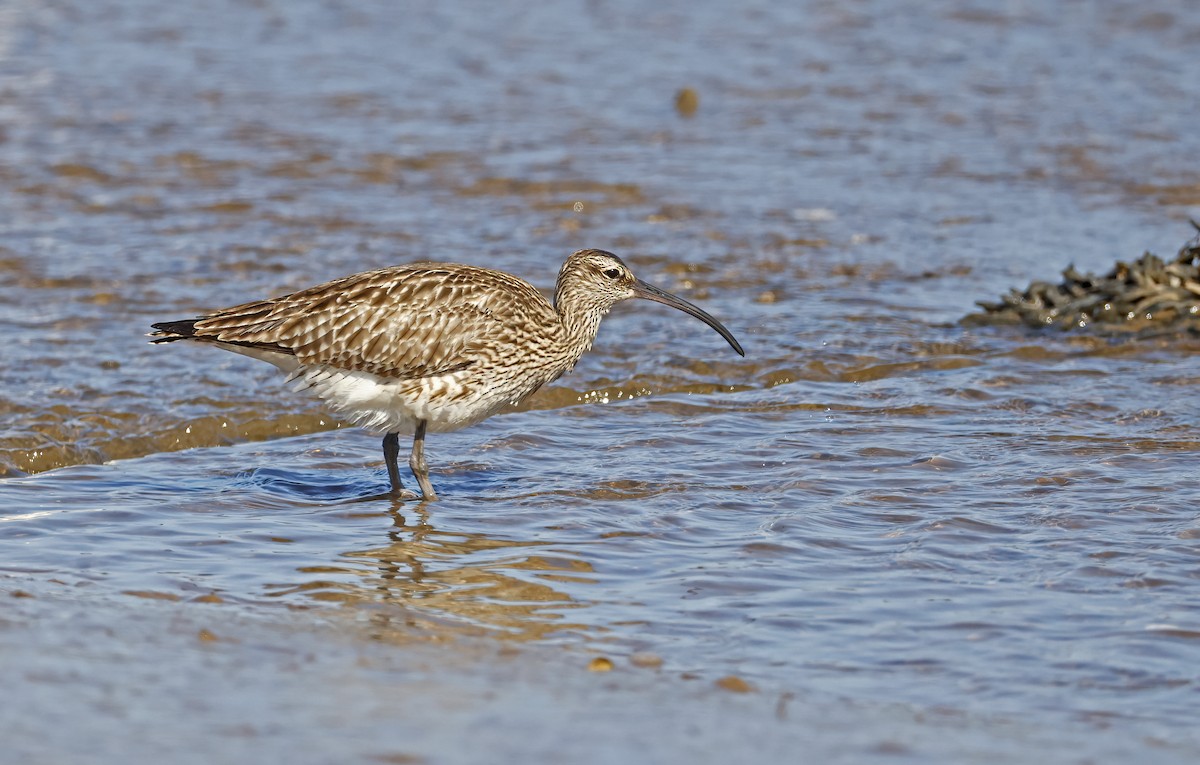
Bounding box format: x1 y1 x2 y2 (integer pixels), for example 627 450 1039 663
148 319 199 343
148 319 294 355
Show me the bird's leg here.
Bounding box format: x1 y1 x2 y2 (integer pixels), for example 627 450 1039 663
409 420 438 501
382 432 417 499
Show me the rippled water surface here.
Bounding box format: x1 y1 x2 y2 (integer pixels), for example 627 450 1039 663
4 1 1200 762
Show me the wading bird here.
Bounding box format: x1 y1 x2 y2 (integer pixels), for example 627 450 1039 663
150 249 744 499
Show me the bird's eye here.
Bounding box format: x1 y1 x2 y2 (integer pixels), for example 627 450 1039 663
602 268 622 279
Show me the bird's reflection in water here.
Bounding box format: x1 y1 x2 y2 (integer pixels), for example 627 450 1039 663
276 498 598 641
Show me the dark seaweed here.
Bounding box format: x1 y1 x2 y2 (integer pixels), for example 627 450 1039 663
965 222 1200 331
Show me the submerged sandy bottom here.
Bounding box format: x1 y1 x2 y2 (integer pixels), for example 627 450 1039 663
5 579 1174 765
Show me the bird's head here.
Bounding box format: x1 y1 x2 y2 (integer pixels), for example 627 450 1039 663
554 249 744 356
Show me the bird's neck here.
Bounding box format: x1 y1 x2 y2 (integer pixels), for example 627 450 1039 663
553 287 608 363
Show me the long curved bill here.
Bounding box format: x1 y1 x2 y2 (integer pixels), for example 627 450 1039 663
632 280 746 357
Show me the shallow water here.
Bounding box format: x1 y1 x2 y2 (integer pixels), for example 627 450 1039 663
4 0 1200 762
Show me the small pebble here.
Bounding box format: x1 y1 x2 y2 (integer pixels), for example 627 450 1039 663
588 656 614 672
674 88 699 117
715 675 755 693
629 652 663 669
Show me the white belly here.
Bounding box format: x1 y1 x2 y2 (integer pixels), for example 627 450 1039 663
217 342 544 435
291 365 499 434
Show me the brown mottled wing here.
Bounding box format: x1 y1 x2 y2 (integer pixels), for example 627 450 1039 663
187 263 556 379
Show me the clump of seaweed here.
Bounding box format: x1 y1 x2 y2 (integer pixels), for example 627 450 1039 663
965 222 1200 331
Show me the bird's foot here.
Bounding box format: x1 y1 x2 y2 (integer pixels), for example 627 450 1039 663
349 489 419 504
